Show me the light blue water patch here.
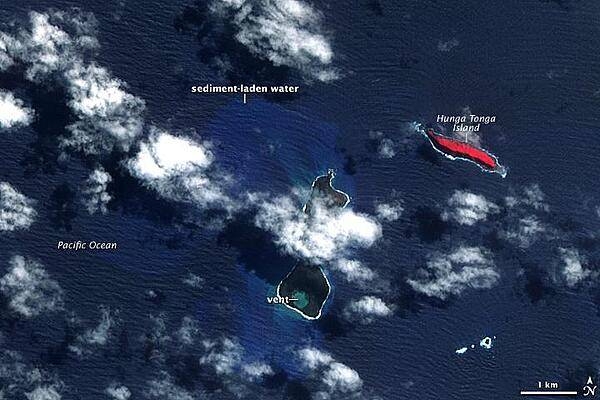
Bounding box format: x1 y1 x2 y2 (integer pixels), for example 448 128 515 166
231 264 326 378
205 98 356 199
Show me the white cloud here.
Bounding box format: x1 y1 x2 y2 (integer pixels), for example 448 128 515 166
82 166 112 214
182 272 204 289
331 259 375 284
200 337 243 375
176 316 200 345
62 61 145 154
505 184 549 212
146 374 194 400
0 350 63 400
560 248 596 287
0 34 15 70
26 387 61 400
3 11 98 82
199 336 274 388
0 182 36 232
0 256 63 318
322 362 362 393
69 307 117 356
375 201 403 222
0 90 34 129
215 0 338 82
105 384 131 400
407 246 499 300
297 347 363 395
1 11 144 155
437 38 459 52
343 296 394 324
501 215 547 248
377 138 396 159
252 193 382 263
127 127 235 210
442 190 499 226
297 347 333 369
241 362 274 382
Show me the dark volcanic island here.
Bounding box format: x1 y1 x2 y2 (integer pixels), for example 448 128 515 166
276 169 349 320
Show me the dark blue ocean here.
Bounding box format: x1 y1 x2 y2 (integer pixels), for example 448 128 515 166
1 0 600 399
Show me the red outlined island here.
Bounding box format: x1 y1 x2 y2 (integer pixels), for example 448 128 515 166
419 126 507 178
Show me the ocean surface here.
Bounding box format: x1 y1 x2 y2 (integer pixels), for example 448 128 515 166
1 0 600 399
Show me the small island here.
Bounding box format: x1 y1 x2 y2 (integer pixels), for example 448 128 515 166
277 169 349 320
418 125 507 178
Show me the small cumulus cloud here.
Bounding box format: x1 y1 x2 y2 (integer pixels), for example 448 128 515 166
252 193 382 264
375 201 403 222
146 373 194 400
501 215 548 248
560 248 597 287
0 349 63 399
437 38 459 52
0 182 36 232
407 246 499 300
82 166 112 214
105 384 131 400
127 127 236 211
331 258 375 285
176 316 200 346
215 0 339 82
505 184 549 212
297 347 363 395
0 255 63 318
1 11 144 155
62 61 145 154
442 190 499 226
343 295 394 324
69 306 118 356
0 90 34 130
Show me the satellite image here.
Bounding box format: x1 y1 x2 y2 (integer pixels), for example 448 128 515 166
0 0 600 399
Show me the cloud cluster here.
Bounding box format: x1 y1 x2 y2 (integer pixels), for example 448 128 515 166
1 11 145 154
82 166 112 214
127 127 235 211
297 347 363 396
176 316 201 346
214 0 338 81
252 193 382 263
494 185 551 248
343 296 394 324
377 138 396 159
501 215 548 248
375 201 403 222
505 184 549 212
442 190 499 226
69 306 118 356
0 90 34 130
560 248 596 287
105 384 131 400
62 61 145 154
0 349 63 400
331 259 375 285
407 246 499 300
0 255 63 318
0 182 36 232
200 337 274 382
146 373 194 400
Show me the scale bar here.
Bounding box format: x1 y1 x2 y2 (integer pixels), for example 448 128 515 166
520 391 577 396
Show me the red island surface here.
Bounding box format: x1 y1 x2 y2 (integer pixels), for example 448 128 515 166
421 127 507 177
